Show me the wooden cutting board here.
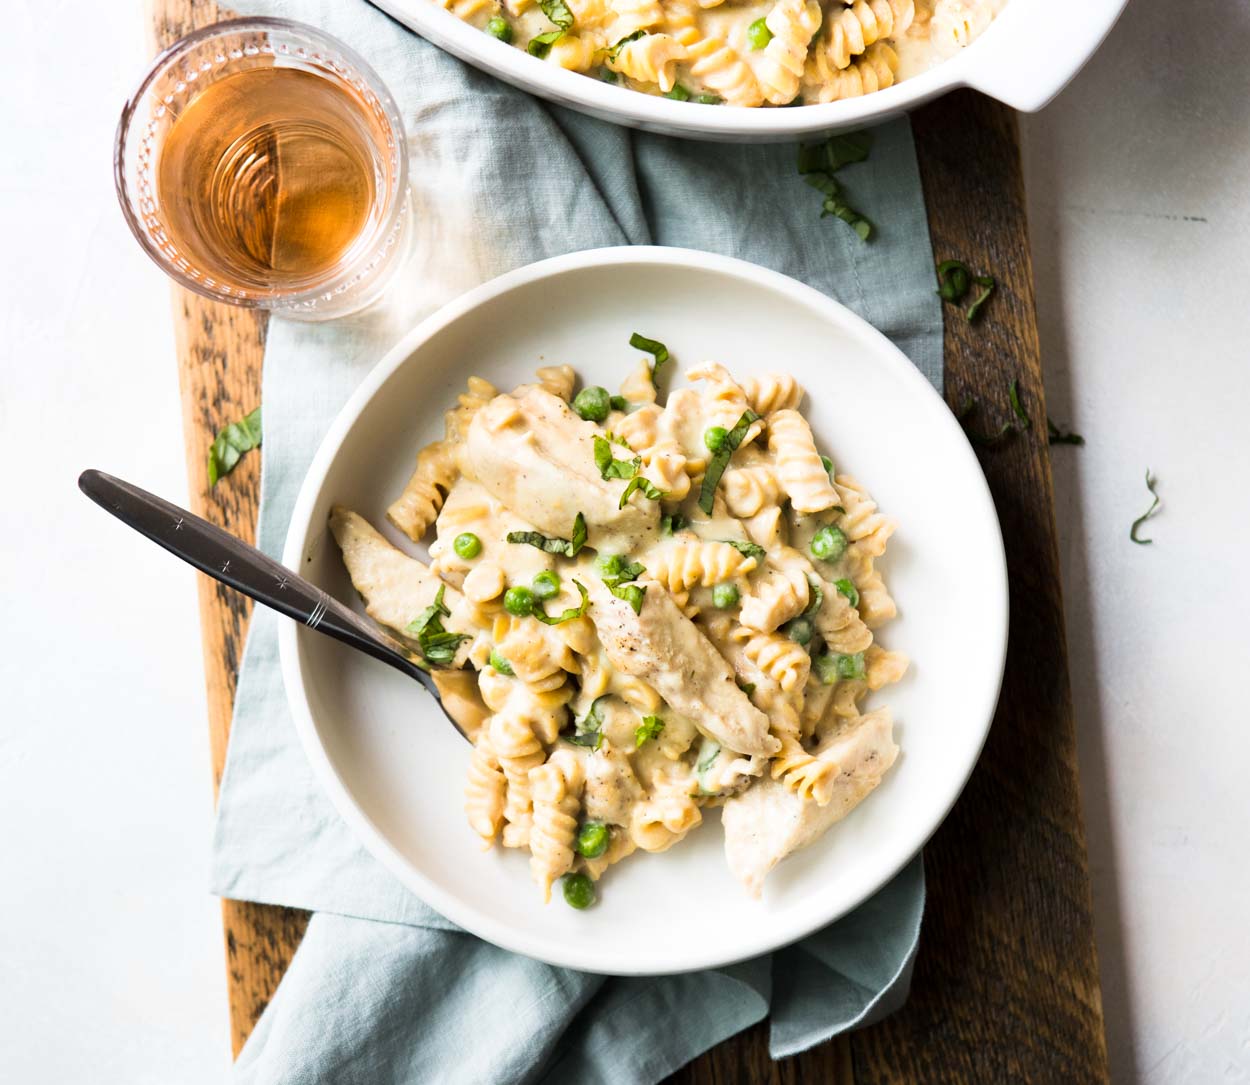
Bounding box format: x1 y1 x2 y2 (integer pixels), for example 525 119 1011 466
151 1 1109 1078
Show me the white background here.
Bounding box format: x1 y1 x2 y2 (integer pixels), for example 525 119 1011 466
1 0 1246 1080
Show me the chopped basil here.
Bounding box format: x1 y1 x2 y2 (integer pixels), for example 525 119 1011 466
405 585 470 667
661 513 688 536
698 409 760 514
629 332 670 386
721 539 766 560
618 474 666 509
599 68 618 83
532 579 590 625
956 395 1016 447
635 715 665 747
833 578 859 608
1048 418 1085 446
609 394 629 411
506 512 587 556
538 0 573 28
607 29 645 60
803 574 824 617
736 679 755 695
695 93 722 105
488 648 514 675
596 554 644 586
1008 379 1031 429
526 29 564 56
796 132 874 242
936 258 996 322
603 431 633 449
608 581 646 614
664 84 691 101
820 454 834 477
207 406 262 487
567 696 606 750
1130 470 1161 545
593 434 641 480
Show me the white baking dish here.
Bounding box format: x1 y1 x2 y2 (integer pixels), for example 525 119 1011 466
370 0 1128 142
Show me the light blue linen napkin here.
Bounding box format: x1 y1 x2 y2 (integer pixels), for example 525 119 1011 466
209 1 941 1079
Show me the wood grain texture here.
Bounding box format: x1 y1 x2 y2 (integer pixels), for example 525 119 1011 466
152 0 1106 1074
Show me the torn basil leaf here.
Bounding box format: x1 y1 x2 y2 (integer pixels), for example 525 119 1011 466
722 539 766 560
698 409 760 514
207 406 262 487
405 585 470 667
629 332 670 386
506 511 587 556
609 581 646 614
1130 470 1161 545
567 696 606 750
618 474 666 509
635 715 665 747
526 29 564 56
532 579 590 625
593 434 641 480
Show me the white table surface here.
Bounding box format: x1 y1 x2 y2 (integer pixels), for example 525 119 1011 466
2 0 1245 1080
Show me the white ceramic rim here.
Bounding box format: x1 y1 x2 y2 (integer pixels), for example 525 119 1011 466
369 0 1130 141
279 245 1009 974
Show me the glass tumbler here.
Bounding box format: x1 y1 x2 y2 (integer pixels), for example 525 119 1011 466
114 18 410 321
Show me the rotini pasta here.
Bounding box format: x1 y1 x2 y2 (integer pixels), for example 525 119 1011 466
437 0 1002 107
333 354 907 903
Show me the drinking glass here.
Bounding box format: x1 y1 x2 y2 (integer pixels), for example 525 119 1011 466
114 18 410 321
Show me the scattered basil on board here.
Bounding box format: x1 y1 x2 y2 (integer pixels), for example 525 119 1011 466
207 406 262 487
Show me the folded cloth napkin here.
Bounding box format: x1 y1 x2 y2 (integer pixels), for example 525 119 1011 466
209 1 941 1079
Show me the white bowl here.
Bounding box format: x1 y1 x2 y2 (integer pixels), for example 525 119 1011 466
280 246 1008 974
371 0 1128 142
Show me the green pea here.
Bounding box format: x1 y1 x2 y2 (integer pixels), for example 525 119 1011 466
810 525 848 562
488 648 514 675
453 532 482 559
836 651 866 681
834 578 859 608
704 425 728 453
485 15 512 42
786 617 813 646
572 386 611 422
746 18 773 49
504 585 535 617
532 570 561 600
576 820 609 859
595 553 625 579
562 872 596 909
712 583 740 609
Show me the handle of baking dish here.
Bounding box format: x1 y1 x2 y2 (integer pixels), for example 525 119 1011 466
961 0 1130 114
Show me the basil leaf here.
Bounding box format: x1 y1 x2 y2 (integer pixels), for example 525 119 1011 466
664 84 690 101
603 431 633 449
1007 379 1030 429
618 474 666 509
506 512 587 556
594 434 641 480
956 396 1016 447
488 649 514 675
405 585 469 666
820 454 835 477
629 332 670 386
635 714 665 747
833 578 859 608
1047 418 1085 446
721 539 766 560
802 574 824 617
608 581 646 614
526 29 564 56
796 135 873 242
936 259 972 302
609 395 629 411
698 409 759 514
406 583 449 636
538 0 573 29
1130 470 1161 545
207 406 262 487
696 739 721 773
736 679 755 695
607 28 645 60
966 275 996 322
661 513 688 536
532 579 590 625
567 696 606 749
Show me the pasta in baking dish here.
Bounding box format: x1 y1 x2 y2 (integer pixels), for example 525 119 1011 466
446 0 1005 106
330 343 907 905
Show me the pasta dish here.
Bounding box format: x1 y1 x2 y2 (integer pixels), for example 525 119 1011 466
330 341 906 906
437 0 1004 107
